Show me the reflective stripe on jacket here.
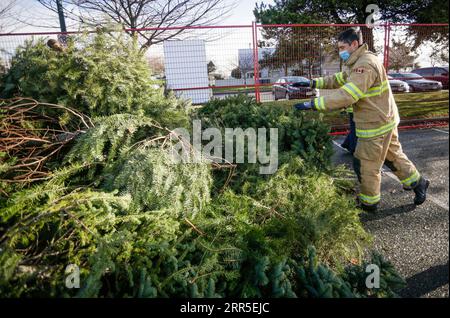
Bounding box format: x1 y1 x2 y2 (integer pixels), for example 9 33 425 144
311 44 399 138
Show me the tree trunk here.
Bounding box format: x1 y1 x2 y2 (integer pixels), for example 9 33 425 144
361 26 375 52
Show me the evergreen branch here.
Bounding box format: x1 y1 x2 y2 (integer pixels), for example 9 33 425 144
184 218 205 236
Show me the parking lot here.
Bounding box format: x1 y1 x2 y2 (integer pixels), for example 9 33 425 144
332 127 449 298
213 89 447 103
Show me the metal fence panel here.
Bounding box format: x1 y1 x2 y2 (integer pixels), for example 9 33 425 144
0 23 448 104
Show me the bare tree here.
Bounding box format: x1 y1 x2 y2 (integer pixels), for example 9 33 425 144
147 55 165 76
1 0 21 72
36 0 237 50
430 44 449 67
0 0 20 33
388 39 418 72
236 51 254 85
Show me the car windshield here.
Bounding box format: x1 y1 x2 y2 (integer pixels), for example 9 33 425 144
285 77 308 83
397 73 424 79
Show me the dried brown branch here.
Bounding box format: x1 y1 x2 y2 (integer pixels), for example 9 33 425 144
0 97 93 187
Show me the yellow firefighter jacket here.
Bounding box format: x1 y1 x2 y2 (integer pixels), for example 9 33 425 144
311 43 400 138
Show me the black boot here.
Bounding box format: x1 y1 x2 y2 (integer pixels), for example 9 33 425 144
413 177 430 205
357 197 378 212
360 202 378 212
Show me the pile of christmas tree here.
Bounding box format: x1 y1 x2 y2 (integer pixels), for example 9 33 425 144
0 31 405 297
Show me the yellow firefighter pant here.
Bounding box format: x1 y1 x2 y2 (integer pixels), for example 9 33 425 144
353 127 420 205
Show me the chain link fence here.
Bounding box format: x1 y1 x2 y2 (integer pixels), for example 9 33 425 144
0 23 448 104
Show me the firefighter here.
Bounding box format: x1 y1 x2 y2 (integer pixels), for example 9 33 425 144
294 28 430 212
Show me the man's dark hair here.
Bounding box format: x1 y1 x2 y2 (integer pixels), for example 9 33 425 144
338 28 363 45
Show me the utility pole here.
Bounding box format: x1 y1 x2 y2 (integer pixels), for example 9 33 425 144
56 0 67 43
56 0 67 32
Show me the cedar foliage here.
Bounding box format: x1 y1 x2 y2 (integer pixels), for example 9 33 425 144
0 31 406 297
0 156 405 298
195 95 334 194
0 31 189 129
61 114 212 216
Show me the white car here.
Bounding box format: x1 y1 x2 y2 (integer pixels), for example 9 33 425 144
387 75 410 93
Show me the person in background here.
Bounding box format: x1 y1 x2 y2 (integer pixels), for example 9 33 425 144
340 106 357 154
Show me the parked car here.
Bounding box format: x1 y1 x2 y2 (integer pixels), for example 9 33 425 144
387 75 410 93
411 66 448 89
272 76 318 100
388 73 443 92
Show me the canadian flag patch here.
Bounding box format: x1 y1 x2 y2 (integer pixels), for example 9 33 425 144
354 67 365 74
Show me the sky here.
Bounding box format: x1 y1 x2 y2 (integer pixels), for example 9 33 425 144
8 0 275 32
219 0 274 26
0 0 276 74
1 0 443 74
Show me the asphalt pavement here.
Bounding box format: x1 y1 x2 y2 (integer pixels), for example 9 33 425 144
332 127 449 298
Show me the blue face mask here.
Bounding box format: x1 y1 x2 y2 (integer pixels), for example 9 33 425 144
339 50 351 61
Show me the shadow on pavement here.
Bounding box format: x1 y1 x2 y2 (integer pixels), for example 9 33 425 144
400 262 450 298
360 204 417 222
